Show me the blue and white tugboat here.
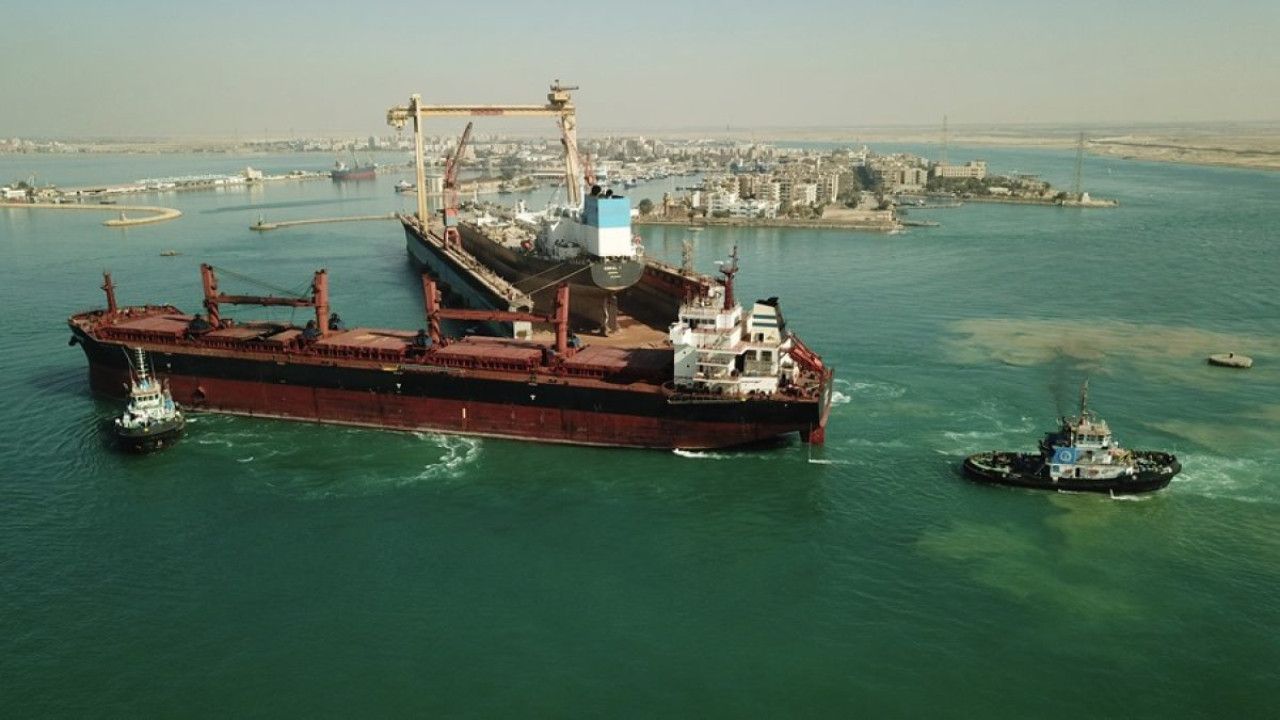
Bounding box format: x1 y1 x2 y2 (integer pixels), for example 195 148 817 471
113 347 185 452
962 381 1181 494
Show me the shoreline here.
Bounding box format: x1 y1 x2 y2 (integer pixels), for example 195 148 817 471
634 215 901 232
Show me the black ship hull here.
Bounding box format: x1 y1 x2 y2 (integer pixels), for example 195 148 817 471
114 420 185 453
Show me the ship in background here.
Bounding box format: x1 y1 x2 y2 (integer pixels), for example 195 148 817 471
69 258 833 449
388 83 707 335
330 153 376 181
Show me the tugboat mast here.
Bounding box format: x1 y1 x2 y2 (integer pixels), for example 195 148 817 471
131 347 151 386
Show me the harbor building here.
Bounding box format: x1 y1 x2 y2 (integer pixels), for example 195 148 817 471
872 165 929 192
932 160 987 180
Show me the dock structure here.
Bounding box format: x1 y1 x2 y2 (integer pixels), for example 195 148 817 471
250 214 397 231
401 214 539 339
2 201 182 227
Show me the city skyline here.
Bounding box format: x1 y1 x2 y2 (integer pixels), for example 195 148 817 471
3 0 1278 138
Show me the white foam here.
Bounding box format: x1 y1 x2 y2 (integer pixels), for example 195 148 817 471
840 379 906 400
673 449 733 460
412 434 482 481
1107 492 1151 502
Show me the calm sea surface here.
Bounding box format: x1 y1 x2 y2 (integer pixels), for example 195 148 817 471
2 147 1278 718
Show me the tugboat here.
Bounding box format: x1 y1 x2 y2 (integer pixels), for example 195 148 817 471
113 347 185 452
962 381 1181 494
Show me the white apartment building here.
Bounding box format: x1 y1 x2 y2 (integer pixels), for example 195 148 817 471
728 199 778 219
817 173 840 203
707 189 739 214
793 182 818 206
932 160 987 179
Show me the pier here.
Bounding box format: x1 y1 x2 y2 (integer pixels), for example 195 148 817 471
1 201 182 227
250 213 398 232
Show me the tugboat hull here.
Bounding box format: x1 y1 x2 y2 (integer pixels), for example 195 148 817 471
962 451 1180 494
114 420 185 453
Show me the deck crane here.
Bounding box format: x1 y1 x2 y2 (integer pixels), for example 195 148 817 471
441 122 474 252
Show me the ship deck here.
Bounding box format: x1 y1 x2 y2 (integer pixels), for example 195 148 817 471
528 313 670 348
77 305 675 383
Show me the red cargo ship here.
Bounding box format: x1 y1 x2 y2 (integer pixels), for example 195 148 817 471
68 255 833 449
330 159 376 181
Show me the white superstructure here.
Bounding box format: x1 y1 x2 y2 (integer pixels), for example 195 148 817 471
537 190 642 261
668 250 802 397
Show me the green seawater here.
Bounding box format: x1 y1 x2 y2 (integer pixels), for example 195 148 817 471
2 149 1278 718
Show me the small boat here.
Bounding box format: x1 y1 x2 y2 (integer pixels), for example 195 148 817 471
159 250 180 257
394 180 415 193
962 380 1180 494
113 347 185 452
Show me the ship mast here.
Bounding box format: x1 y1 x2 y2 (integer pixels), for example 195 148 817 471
101 272 118 314
719 246 739 311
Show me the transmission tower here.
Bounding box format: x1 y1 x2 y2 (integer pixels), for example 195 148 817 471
1073 132 1085 199
681 237 696 276
941 115 949 166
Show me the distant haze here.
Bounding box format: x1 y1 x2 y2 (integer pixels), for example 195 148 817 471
3 0 1278 138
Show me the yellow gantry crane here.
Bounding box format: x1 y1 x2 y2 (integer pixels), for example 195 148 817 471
387 81 585 226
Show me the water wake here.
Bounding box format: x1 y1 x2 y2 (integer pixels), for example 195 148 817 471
411 433 483 481
673 449 735 460
837 378 907 400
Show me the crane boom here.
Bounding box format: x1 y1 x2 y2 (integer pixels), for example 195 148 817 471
441 122 474 251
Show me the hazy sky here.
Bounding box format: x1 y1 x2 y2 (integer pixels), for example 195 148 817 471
3 0 1277 138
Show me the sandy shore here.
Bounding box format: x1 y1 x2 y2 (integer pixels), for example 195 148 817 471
704 123 1280 172
1088 133 1280 171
